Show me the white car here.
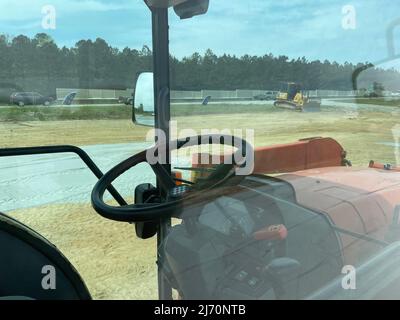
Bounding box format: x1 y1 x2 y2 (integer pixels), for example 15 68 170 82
391 91 400 97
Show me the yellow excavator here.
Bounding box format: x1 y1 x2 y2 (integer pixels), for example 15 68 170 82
274 82 321 112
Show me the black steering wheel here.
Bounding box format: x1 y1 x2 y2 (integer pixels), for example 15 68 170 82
91 134 252 222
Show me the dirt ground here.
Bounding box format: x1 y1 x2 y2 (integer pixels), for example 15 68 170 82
3 105 400 299
1 108 398 166
10 203 158 300
0 119 148 148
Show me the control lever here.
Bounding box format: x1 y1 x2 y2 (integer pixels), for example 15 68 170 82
265 257 301 300
253 224 288 241
267 258 300 277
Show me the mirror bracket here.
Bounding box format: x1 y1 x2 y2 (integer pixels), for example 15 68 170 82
145 0 209 19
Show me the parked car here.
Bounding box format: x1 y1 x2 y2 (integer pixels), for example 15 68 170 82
0 83 23 104
253 90 277 101
10 92 54 107
118 95 133 105
391 90 400 97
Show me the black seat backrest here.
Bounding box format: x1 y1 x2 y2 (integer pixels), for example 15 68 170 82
0 213 91 300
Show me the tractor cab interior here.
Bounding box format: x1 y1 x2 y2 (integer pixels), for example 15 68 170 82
158 175 344 299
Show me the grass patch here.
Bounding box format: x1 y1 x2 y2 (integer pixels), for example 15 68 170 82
0 105 132 122
171 103 274 117
0 104 274 122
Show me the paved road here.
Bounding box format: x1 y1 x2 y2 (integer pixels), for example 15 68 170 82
0 142 193 212
322 99 400 113
0 142 159 212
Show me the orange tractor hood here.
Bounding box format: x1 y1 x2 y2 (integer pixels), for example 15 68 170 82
191 137 400 264
277 166 400 264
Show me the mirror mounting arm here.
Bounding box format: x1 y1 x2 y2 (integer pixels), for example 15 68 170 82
151 8 171 143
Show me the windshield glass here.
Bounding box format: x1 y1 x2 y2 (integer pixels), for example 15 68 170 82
168 0 400 167
0 0 157 299
166 0 400 299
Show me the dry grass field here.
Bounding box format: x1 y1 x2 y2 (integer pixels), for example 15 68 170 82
2 103 400 299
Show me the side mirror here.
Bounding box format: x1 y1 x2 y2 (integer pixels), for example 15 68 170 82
132 72 155 127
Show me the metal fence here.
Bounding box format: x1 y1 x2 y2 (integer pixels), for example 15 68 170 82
56 88 130 100
56 88 360 103
171 89 359 100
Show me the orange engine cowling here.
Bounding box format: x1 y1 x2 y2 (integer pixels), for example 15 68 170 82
191 137 347 179
252 137 347 174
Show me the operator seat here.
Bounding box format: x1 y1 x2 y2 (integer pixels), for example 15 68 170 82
0 213 91 300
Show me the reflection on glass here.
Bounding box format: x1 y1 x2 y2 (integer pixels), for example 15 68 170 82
134 72 155 126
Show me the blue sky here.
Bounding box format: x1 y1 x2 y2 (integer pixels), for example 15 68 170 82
0 0 399 64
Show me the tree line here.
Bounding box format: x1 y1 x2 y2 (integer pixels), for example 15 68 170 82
0 33 399 98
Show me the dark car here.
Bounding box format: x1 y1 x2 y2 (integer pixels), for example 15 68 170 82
118 95 133 105
10 92 54 107
0 83 23 104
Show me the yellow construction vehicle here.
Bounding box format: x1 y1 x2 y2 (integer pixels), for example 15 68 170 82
274 82 321 112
